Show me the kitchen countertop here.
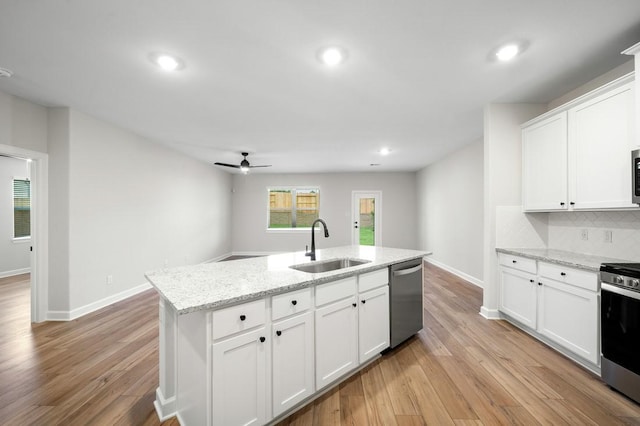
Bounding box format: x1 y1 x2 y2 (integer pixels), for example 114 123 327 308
146 245 430 315
496 247 635 272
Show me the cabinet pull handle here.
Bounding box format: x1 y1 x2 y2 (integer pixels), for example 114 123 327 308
352 303 357 307
259 336 266 343
560 272 566 276
560 202 565 206
291 300 297 306
570 202 575 206
240 315 246 321
276 330 282 336
512 260 517 263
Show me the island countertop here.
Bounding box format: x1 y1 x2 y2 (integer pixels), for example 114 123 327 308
145 245 430 315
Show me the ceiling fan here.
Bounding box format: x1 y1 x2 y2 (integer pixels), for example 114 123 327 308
214 152 271 174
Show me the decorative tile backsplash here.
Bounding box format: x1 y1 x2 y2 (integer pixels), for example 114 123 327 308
547 210 640 261
496 206 640 261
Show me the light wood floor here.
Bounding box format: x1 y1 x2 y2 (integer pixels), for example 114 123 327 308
2 265 640 425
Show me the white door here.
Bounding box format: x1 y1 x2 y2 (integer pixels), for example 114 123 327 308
358 285 390 363
352 191 381 246
522 112 568 211
498 267 537 329
537 279 598 364
211 327 267 426
272 311 314 417
315 296 358 390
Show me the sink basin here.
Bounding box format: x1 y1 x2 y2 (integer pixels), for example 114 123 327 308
289 258 371 273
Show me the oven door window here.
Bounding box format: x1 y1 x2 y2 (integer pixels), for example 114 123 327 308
601 288 640 375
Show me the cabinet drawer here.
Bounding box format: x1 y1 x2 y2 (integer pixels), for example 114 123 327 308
212 298 266 340
272 287 312 321
358 268 389 293
538 262 597 292
498 253 537 274
316 277 357 307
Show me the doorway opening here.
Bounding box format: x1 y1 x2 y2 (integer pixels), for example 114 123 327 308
0 144 48 322
352 191 382 246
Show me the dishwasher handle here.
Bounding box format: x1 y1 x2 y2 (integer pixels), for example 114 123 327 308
392 263 422 277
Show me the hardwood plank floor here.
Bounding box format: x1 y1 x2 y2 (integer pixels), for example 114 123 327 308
2 263 640 425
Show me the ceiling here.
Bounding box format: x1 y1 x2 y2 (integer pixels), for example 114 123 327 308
1 1 640 173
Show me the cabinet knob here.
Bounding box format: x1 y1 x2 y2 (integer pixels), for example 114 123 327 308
538 282 542 286
361 300 366 304
240 315 246 321
512 260 517 263
570 202 575 206
560 272 566 276
352 303 357 307
560 202 565 206
529 279 534 283
259 336 266 343
291 300 297 306
276 330 282 336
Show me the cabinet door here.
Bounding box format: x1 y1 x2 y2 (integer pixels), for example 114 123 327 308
522 112 568 211
568 82 636 209
538 279 598 365
272 311 314 417
359 285 390 363
315 296 358 390
498 267 537 329
211 327 267 426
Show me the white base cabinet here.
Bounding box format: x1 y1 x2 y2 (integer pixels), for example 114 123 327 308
170 266 395 425
497 253 599 370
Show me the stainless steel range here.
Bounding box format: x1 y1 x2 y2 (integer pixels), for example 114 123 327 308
600 262 640 403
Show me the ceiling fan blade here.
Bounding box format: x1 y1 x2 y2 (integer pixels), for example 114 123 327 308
214 162 241 168
249 165 272 168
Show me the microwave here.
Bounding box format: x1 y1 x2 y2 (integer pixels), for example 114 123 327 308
634 149 640 205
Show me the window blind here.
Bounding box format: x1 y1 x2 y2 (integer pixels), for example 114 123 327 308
13 178 30 238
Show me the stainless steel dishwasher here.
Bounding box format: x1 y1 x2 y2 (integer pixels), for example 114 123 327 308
389 258 424 348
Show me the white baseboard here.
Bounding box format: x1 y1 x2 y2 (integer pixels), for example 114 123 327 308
46 282 153 321
0 267 31 279
154 387 177 422
203 252 233 263
480 306 501 320
231 251 281 257
424 257 484 288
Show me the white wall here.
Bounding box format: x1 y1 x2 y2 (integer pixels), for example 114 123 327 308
482 103 547 318
231 172 417 253
416 140 484 285
0 91 48 153
56 109 233 314
0 156 30 276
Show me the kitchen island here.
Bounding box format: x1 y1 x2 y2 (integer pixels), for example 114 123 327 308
146 245 428 425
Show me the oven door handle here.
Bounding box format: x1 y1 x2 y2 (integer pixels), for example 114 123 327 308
602 283 640 301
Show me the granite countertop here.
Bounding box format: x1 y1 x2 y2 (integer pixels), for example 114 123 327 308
496 247 635 272
146 245 430 315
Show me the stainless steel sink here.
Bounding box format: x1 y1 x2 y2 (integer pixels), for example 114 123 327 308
289 258 371 273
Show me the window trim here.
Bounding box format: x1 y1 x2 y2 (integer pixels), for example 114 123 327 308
266 186 321 232
12 176 31 240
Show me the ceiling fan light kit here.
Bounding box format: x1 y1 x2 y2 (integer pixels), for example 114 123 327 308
214 152 271 174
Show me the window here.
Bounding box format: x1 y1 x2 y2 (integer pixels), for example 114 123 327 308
268 188 320 229
13 178 31 239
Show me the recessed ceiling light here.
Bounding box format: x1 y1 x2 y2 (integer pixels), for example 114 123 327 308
496 44 519 61
379 148 391 156
317 46 348 67
150 53 185 71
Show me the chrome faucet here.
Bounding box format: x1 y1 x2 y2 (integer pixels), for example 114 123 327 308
305 219 329 261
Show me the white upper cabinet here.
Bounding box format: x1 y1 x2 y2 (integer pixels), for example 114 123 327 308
522 112 568 211
568 82 636 209
522 73 637 212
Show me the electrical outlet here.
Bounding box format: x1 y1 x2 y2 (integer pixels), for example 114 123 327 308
107 275 113 285
604 230 613 243
580 229 588 241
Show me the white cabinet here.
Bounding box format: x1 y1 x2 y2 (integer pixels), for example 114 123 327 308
498 255 537 329
358 285 390 363
537 277 598 365
522 112 568 211
315 296 358 390
271 311 314 417
497 253 599 368
522 74 636 212
568 82 636 209
211 327 268 426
